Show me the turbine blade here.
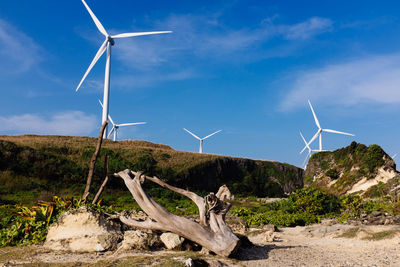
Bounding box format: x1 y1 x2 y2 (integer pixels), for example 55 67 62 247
300 131 319 154
107 127 115 138
323 129 355 136
183 128 201 140
117 122 147 127
299 131 311 152
111 31 172 39
203 130 222 140
76 39 107 91
308 100 321 129
81 0 108 36
97 99 115 125
107 115 115 126
303 152 311 168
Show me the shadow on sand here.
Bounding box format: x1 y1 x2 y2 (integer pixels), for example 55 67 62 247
232 236 299 261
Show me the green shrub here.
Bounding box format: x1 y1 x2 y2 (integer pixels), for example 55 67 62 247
0 196 83 247
326 168 339 179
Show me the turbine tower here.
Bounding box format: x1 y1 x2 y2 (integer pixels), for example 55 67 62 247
183 128 222 153
99 100 146 141
301 100 354 154
76 0 171 137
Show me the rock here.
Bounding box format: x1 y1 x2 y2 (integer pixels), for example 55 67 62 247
44 206 122 252
248 225 276 243
117 230 159 251
160 232 184 250
184 258 194 267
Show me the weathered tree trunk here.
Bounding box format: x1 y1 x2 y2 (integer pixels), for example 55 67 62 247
82 120 108 202
114 169 240 257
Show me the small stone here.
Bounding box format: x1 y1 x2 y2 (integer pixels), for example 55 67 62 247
160 232 184 250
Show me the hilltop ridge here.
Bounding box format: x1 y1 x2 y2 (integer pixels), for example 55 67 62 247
0 135 303 205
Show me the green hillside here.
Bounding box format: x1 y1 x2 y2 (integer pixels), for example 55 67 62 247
304 141 399 196
0 135 303 207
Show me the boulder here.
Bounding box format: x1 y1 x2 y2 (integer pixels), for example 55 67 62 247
160 232 184 250
117 230 160 251
44 206 122 252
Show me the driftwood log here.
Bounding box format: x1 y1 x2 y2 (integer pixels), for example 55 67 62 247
114 169 240 257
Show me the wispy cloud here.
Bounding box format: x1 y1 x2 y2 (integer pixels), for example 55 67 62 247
0 19 42 75
78 12 334 91
283 17 333 40
280 53 400 110
0 111 97 136
110 14 334 69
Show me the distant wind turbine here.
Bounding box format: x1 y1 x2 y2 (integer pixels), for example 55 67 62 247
76 0 171 137
99 100 146 141
183 128 222 153
392 153 397 159
300 131 323 168
301 100 354 154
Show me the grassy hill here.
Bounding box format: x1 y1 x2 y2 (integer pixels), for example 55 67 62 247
0 135 303 207
304 141 399 196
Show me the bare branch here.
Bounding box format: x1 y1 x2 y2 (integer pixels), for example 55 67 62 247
92 154 109 204
130 171 207 226
82 120 108 202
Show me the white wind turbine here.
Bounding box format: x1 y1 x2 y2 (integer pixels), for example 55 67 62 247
300 131 323 168
99 100 146 141
76 0 171 137
183 128 222 154
301 100 355 154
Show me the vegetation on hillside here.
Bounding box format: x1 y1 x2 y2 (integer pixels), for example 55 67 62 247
0 135 303 207
230 187 400 227
304 142 397 195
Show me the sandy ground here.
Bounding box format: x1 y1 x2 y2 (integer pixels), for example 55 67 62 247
1 223 400 266
240 223 400 267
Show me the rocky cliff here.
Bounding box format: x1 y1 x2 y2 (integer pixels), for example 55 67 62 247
304 141 400 197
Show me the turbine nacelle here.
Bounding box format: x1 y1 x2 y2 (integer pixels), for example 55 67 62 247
107 36 115 46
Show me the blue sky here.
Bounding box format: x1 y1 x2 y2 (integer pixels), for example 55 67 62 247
1 0 400 168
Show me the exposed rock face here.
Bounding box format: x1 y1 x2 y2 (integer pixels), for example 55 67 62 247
45 207 123 252
179 157 303 197
160 233 185 250
304 142 399 196
357 211 400 225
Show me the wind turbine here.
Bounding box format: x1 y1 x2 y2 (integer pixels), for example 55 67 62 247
300 131 323 168
300 100 354 154
183 128 222 154
392 153 397 159
99 100 146 141
76 0 171 137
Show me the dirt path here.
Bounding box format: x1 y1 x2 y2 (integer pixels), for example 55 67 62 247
1 224 400 266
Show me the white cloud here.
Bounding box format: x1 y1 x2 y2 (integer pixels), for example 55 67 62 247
0 19 42 74
283 17 333 40
281 53 400 110
0 111 97 136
